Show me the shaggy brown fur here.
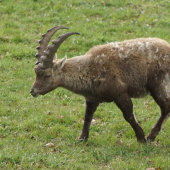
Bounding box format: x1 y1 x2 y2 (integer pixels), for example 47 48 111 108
31 28 170 142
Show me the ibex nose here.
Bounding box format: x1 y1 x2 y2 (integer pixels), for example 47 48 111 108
30 89 34 94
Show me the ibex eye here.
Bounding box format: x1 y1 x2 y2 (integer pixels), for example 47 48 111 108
45 75 51 78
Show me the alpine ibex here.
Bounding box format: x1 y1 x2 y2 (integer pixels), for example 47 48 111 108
30 26 170 143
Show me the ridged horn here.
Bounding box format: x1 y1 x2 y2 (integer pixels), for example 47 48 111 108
35 26 69 64
38 32 80 69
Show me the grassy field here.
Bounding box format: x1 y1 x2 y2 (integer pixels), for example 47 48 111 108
1 0 170 169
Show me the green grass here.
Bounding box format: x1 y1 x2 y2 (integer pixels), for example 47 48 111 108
1 0 170 169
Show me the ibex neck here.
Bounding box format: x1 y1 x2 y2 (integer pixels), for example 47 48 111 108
61 56 92 96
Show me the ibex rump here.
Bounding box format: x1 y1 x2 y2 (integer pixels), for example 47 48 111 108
30 26 170 143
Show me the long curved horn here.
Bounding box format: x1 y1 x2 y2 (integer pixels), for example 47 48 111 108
35 26 69 64
38 32 80 69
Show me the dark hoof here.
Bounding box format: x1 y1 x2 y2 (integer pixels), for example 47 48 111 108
147 137 155 143
78 135 88 141
137 138 146 143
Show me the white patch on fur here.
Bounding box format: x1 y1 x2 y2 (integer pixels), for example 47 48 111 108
101 53 106 57
98 78 106 81
118 52 125 59
128 43 134 48
156 47 159 53
119 46 124 52
137 41 143 45
115 42 119 48
110 42 119 49
94 54 107 65
94 55 100 63
137 42 145 54
118 44 129 59
113 40 165 61
162 73 170 98
145 42 154 59
145 42 150 49
163 55 169 61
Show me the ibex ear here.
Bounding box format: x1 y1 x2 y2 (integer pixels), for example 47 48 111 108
54 54 57 60
59 56 67 70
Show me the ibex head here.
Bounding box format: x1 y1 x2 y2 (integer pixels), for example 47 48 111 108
30 26 80 97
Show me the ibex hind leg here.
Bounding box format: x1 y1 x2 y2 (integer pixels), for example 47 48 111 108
147 83 170 142
115 93 146 143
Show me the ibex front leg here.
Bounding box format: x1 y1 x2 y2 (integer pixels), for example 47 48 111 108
79 101 99 141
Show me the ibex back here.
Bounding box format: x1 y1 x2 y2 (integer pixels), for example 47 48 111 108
30 26 170 143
